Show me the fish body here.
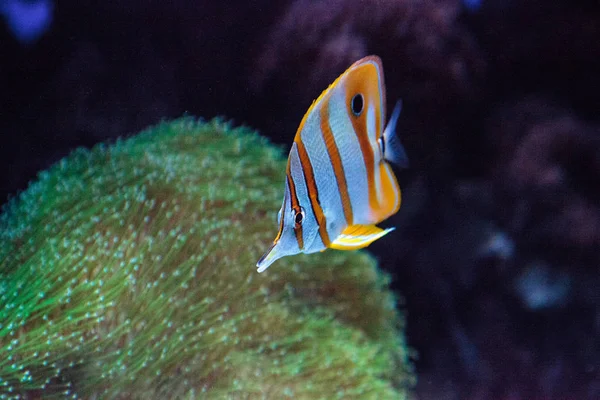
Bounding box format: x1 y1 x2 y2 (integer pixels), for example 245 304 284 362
257 55 408 272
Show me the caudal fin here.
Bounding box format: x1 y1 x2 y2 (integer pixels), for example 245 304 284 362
382 100 409 168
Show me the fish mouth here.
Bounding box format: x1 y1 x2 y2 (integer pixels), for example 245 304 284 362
256 241 282 273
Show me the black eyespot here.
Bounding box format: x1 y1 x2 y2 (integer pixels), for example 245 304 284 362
351 93 364 116
294 207 305 227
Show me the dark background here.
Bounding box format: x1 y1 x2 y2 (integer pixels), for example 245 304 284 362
1 1 599 399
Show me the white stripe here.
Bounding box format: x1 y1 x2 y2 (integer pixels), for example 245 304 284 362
299 105 345 241
362 58 386 136
327 86 371 224
366 98 379 145
366 103 386 207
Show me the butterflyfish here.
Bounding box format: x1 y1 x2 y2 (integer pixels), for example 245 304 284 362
257 55 409 273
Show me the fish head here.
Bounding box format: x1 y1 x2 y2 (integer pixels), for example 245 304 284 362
256 177 321 272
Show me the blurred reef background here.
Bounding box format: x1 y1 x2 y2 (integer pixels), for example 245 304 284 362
0 0 599 399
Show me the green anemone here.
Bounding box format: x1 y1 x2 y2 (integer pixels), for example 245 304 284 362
0 118 413 399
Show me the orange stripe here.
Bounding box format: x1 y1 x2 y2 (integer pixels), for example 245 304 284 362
273 163 289 243
285 167 304 250
319 96 353 225
295 139 331 247
273 206 284 243
378 163 401 218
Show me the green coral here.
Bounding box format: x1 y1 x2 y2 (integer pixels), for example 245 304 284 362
0 118 413 399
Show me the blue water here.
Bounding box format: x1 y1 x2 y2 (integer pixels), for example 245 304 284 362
0 0 53 44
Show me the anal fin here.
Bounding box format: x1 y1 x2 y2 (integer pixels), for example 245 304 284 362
330 224 395 250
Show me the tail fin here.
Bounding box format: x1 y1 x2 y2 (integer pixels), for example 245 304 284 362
382 100 409 168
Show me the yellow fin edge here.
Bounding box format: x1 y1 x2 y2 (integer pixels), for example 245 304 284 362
330 224 395 250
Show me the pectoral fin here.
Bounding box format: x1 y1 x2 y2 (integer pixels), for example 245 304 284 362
330 224 395 250
382 100 409 168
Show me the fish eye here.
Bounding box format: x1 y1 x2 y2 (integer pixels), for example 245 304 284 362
293 206 305 228
351 93 364 116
